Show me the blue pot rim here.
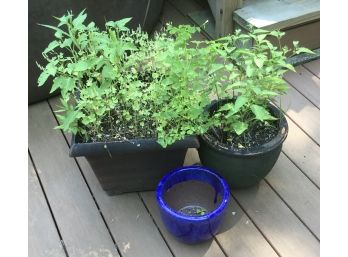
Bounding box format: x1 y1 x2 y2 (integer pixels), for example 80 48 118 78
156 165 230 221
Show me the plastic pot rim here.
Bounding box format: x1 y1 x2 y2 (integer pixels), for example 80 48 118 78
200 101 288 157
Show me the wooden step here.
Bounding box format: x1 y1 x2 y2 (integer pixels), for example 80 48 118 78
234 0 320 31
234 0 320 50
189 0 319 50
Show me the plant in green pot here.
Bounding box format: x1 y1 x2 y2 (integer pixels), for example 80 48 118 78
197 29 314 188
36 11 214 195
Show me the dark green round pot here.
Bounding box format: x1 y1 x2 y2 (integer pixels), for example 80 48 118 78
198 102 288 189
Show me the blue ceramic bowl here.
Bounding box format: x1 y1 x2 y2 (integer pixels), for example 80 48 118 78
156 166 230 244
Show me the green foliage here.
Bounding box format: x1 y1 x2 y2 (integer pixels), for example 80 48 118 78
37 10 313 147
204 28 314 139
37 10 212 147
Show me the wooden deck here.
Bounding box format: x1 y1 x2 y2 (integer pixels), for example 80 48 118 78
28 1 320 256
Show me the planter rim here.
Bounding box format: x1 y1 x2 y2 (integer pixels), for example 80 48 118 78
200 101 288 157
69 135 199 157
156 165 230 221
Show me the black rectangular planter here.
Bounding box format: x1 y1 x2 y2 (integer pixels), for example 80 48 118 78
70 135 200 195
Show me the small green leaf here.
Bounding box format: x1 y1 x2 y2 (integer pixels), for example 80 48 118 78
72 9 87 27
61 38 72 48
234 96 248 112
102 64 117 79
295 47 315 55
251 105 277 121
209 63 224 75
73 60 89 72
254 57 264 68
51 76 76 94
38 71 50 87
44 41 60 53
218 103 234 112
246 65 253 77
257 34 267 41
38 24 69 37
233 121 248 135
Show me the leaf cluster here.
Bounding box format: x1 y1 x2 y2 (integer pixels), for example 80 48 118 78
203 28 314 141
37 10 313 148
37 10 214 147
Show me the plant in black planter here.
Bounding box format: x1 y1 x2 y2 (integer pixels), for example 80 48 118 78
197 28 314 188
36 10 217 195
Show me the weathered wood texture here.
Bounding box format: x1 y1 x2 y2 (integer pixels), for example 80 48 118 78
276 84 320 145
215 197 279 257
266 154 320 238
234 0 320 30
284 66 320 108
209 0 243 37
303 59 320 78
49 97 173 257
282 118 320 187
28 156 66 257
29 102 120 257
233 181 320 257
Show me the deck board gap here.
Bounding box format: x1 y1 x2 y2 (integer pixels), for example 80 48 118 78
211 236 229 257
272 99 320 147
46 100 123 257
281 151 320 190
28 150 70 257
283 112 320 147
302 64 320 79
230 194 282 257
263 178 320 241
137 193 176 257
283 76 320 110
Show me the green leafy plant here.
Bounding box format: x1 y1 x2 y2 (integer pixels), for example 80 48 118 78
200 28 314 148
37 10 214 147
37 10 312 149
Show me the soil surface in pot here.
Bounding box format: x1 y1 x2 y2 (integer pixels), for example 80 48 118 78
164 180 222 217
207 118 279 150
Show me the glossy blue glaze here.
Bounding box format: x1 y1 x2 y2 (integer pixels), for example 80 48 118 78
156 166 230 244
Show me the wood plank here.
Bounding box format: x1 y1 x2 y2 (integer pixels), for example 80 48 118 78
266 154 320 238
28 101 120 257
29 156 66 257
161 0 206 41
233 181 320 257
282 118 320 187
234 0 320 30
74 158 174 257
278 21 320 51
141 191 227 257
275 82 320 144
49 97 173 257
216 197 279 257
303 59 320 78
211 0 242 37
284 66 320 108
